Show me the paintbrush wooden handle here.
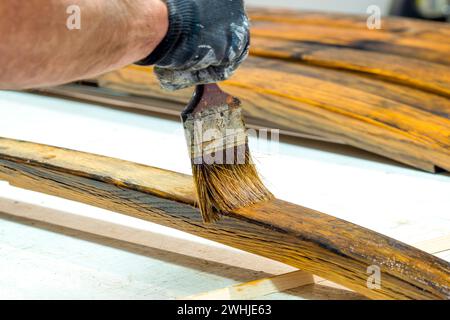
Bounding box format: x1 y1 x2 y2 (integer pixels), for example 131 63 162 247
182 83 238 117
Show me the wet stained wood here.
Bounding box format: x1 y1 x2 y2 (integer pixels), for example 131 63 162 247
250 38 450 98
250 21 450 66
96 59 450 173
247 8 450 66
0 137 449 300
88 12 450 173
38 84 336 143
44 10 446 173
248 7 450 42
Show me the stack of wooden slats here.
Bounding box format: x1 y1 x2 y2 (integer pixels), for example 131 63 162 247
88 8 450 173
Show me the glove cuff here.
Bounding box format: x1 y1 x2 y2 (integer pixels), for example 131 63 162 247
136 0 197 66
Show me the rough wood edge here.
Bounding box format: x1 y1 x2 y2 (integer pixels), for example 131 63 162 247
183 271 316 300
33 85 341 144
1 192 446 300
0 137 448 300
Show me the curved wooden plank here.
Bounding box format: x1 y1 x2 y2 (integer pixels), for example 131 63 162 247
248 8 450 46
250 37 450 98
38 84 338 143
251 21 450 66
97 60 450 172
0 137 449 299
235 58 450 152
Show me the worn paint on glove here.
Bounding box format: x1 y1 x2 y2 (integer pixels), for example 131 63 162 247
150 0 250 91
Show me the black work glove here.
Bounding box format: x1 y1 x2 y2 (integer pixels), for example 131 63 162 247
136 0 250 91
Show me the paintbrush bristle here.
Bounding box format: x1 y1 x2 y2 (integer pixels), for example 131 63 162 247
192 147 273 223
182 84 273 223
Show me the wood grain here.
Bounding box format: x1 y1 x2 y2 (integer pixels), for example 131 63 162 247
248 8 450 42
250 38 450 98
184 271 315 300
0 137 449 300
249 11 450 66
97 60 450 172
37 84 337 143
68 12 450 173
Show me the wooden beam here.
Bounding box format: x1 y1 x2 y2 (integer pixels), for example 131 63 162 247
183 271 315 300
250 20 450 66
36 84 338 144
41 11 449 173
0 137 448 299
249 38 450 99
56 12 450 173
0 191 446 300
0 195 296 275
96 60 450 173
247 7 450 44
184 235 450 300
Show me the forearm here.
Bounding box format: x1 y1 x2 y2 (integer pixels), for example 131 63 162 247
0 0 168 89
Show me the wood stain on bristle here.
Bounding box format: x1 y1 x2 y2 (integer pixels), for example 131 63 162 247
192 148 273 222
182 84 273 223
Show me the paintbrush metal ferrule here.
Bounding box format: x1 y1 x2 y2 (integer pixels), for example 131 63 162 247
183 100 248 165
181 83 273 223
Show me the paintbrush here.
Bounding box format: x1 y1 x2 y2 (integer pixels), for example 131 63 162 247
182 83 273 223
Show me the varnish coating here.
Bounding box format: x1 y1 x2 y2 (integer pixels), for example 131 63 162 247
93 10 450 173
0 137 448 300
